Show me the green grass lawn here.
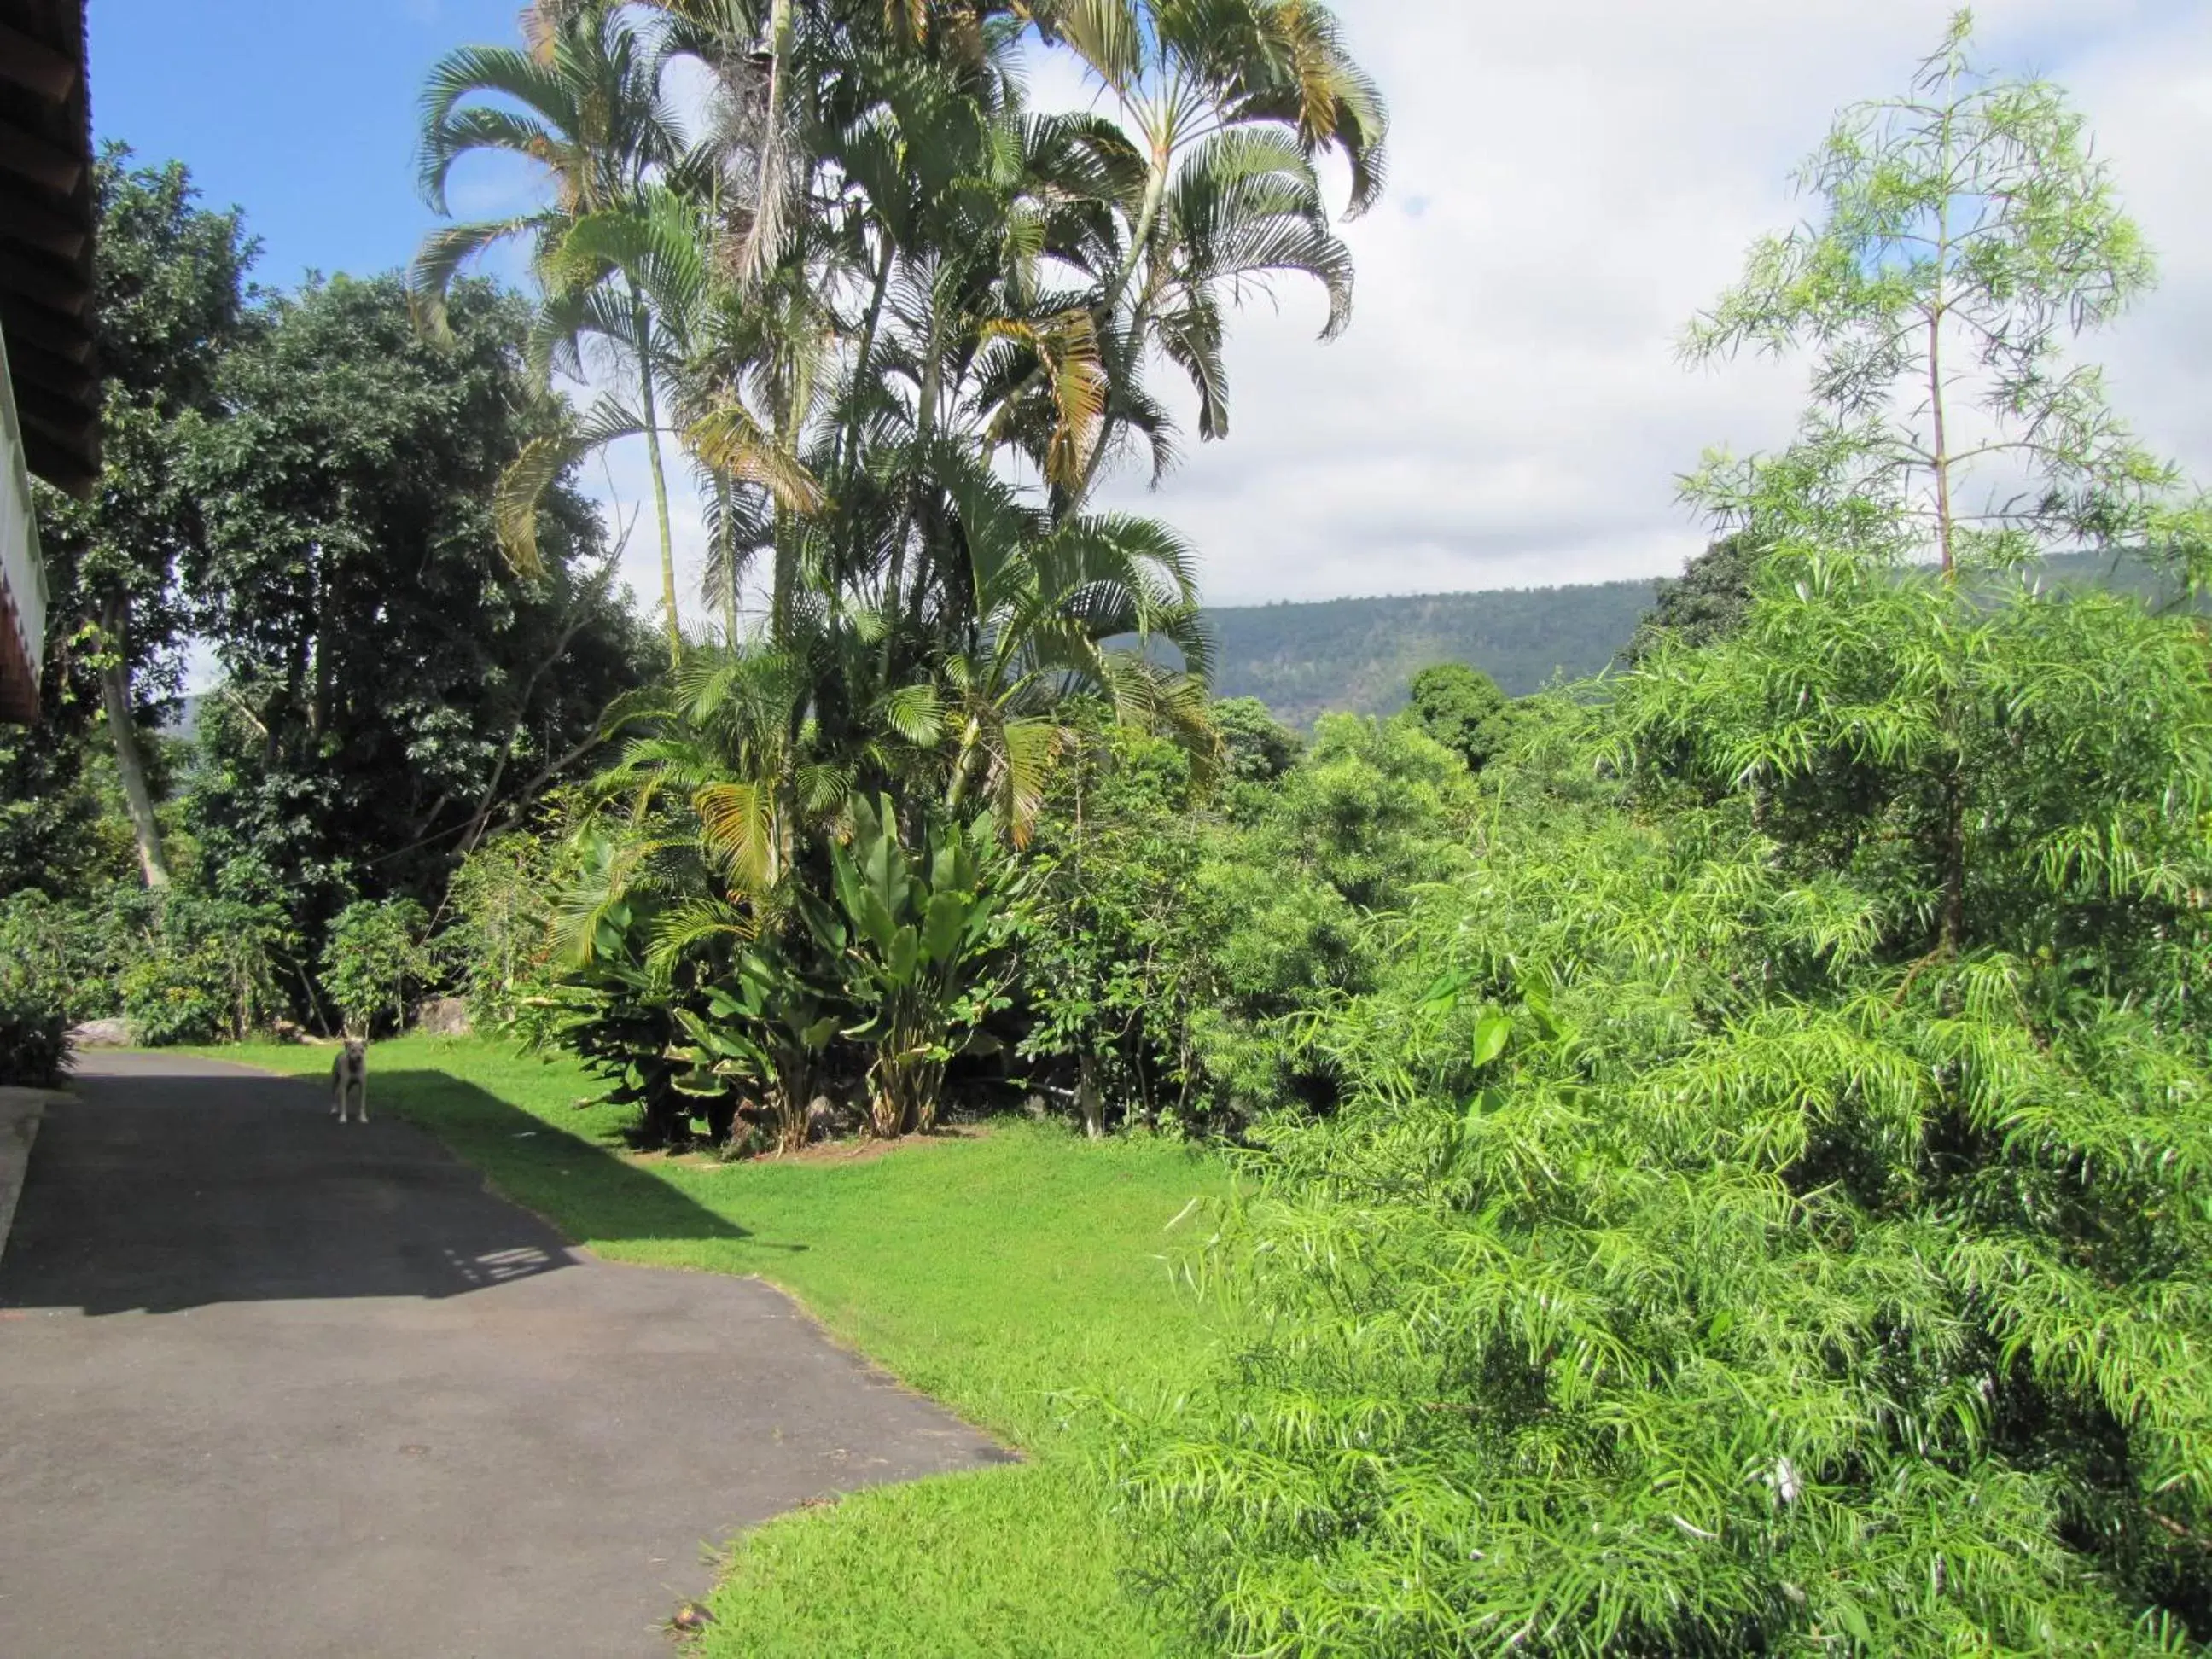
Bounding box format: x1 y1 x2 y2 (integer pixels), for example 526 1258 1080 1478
213 1034 1229 1656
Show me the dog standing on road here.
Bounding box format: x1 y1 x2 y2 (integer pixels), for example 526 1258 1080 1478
330 1039 369 1124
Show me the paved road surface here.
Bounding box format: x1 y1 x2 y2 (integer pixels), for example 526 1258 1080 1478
0 1052 1008 1658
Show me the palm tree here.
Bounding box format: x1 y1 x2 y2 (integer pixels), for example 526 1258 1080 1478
928 461 1216 839
509 183 825 632
1015 0 1387 509
412 1 692 655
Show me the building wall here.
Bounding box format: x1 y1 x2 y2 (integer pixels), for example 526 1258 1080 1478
0 328 46 723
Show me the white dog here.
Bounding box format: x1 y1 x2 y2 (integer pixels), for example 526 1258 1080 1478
330 1039 369 1124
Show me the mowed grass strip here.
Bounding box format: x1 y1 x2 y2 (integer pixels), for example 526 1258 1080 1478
212 1035 1226 1656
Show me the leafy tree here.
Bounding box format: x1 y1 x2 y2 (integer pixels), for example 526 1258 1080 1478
321 898 433 1036
1625 532 1762 662
0 728 138 904
1683 11 2169 575
29 148 256 888
1212 695 1301 783
1015 724 1214 1132
1406 661 1508 769
179 273 652 953
1680 9 2191 956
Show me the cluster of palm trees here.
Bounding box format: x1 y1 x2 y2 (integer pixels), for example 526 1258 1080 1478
414 0 1381 819
410 0 1382 1131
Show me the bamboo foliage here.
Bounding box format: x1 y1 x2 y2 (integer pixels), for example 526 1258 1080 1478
1106 17 2212 1653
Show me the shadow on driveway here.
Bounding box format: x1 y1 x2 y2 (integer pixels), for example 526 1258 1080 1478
2 1053 749 1316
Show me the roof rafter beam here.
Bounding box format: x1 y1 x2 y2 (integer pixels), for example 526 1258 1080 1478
0 118 84 194
0 20 76 100
0 174 86 261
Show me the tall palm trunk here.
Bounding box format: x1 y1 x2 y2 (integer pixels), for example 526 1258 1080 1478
714 470 739 643
99 591 171 889
1068 140 1170 516
632 283 681 664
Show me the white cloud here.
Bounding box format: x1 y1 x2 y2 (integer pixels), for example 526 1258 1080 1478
587 3 2212 620
1075 0 2212 602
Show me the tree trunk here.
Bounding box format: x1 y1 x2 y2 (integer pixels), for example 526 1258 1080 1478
99 592 171 889
1077 1054 1106 1141
632 285 681 665
715 472 739 643
1066 141 1172 517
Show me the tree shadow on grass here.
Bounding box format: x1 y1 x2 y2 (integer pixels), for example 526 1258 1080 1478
0 1062 752 1317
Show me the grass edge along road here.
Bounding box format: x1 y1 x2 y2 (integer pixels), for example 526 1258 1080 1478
205 1034 1231 1657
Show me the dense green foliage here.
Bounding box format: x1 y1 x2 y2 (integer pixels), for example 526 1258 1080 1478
1099 21 2212 1655
1624 533 1761 662
1406 661 1511 770
9 148 257 892
3 160 650 1041
1118 578 2212 1649
0 970 68 1089
319 899 434 1037
180 272 653 941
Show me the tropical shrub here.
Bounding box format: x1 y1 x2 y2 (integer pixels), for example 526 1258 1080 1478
816 795 1017 1139
116 888 295 1045
670 934 841 1153
1015 726 1217 1132
1012 713 1481 1132
0 889 126 1024
0 963 70 1088
441 817 577 1028
527 831 706 1149
1118 643 2212 1649
320 897 433 1037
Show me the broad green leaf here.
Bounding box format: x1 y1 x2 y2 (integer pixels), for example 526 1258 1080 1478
859 890 900 954
888 924 920 986
923 889 969 963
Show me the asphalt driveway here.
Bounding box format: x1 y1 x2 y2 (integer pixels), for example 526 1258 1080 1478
0 1052 1008 1658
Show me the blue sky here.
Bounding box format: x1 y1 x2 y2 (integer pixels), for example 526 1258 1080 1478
88 0 527 288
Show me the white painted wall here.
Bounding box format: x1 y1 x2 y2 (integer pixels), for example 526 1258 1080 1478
0 329 48 707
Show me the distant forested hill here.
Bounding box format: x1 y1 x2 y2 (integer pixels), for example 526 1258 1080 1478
1203 581 1662 725
1202 551 2185 726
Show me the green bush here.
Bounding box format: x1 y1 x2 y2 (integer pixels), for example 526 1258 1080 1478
1114 564 2212 1654
117 889 295 1046
442 804 582 1029
0 973 69 1088
1406 661 1510 769
320 896 432 1037
0 889 125 1024
527 829 711 1149
1011 714 1481 1131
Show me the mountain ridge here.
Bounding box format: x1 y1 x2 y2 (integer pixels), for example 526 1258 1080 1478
1202 551 2180 726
